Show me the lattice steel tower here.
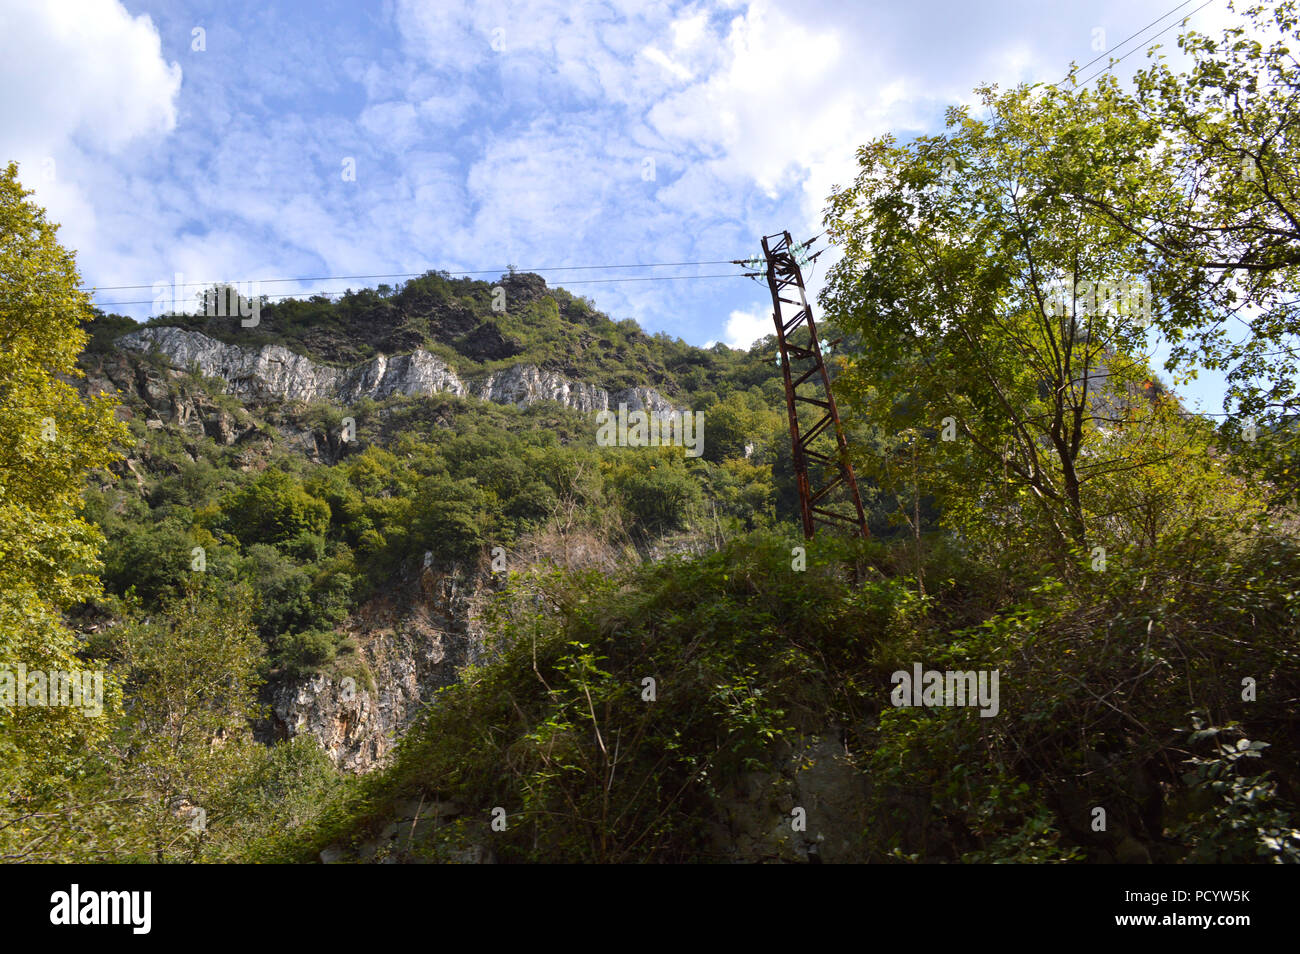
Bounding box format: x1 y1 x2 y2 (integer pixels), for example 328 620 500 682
738 231 869 540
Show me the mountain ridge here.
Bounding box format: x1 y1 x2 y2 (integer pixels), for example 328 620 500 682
118 325 686 417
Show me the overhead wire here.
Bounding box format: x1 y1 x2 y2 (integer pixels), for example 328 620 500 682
79 259 749 293
1076 0 1218 88
1055 0 1205 89
90 271 748 309
77 1 1221 317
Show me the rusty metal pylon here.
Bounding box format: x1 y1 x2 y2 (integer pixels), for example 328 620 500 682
740 231 869 540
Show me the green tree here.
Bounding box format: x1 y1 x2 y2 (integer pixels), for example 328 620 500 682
0 162 127 848
222 467 331 547
822 84 1215 569
0 162 126 606
701 391 764 463
409 473 489 567
104 583 266 862
607 452 704 536
1051 2 1300 443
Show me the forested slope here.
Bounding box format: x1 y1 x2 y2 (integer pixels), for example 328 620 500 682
4 1 1300 864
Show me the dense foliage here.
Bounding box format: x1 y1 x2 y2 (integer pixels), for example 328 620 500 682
278 523 1300 863
3 2 1300 863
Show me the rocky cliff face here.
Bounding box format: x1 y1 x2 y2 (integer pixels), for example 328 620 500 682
119 326 680 416
101 326 688 772
263 565 492 773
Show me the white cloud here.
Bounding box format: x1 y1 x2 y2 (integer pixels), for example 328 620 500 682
0 0 181 291
0 0 180 158
418 88 480 127
641 45 694 82
722 306 772 349
644 0 938 235
393 1 485 72
3 0 1246 380
359 101 422 149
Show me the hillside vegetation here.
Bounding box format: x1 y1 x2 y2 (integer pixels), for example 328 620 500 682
3 2 1300 864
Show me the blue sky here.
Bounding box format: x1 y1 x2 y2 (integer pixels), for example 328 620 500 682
1 0 1249 413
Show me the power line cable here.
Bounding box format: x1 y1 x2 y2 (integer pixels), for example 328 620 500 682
1056 0 1203 88
79 259 747 293
70 3 1220 318
66 2 1220 306
91 272 748 309
1076 0 1218 88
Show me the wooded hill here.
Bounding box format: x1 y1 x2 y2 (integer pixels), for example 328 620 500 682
3 0 1300 864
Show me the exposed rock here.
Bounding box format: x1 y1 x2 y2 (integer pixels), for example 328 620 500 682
336 349 466 404
262 565 492 773
497 271 549 307
203 408 238 444
118 326 683 417
109 456 150 492
120 327 414 404
612 385 681 418
469 363 606 412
